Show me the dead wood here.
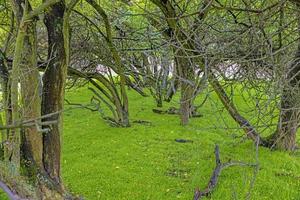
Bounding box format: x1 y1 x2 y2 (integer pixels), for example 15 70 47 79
152 107 203 118
275 172 300 180
132 120 152 125
175 139 193 143
193 145 257 200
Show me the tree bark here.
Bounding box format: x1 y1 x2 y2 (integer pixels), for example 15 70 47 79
1 0 81 198
265 6 300 150
266 52 300 150
0 51 11 161
42 0 66 184
175 55 195 125
9 1 26 173
19 15 43 170
270 87 300 150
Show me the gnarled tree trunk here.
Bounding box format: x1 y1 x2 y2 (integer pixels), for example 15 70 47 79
265 6 300 151
266 50 300 150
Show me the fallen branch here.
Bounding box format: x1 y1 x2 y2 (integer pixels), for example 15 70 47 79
275 172 300 180
175 139 193 143
132 120 152 125
194 145 257 200
152 107 203 118
152 107 179 115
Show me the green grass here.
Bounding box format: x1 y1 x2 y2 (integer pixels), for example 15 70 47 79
61 86 300 199
1 85 300 199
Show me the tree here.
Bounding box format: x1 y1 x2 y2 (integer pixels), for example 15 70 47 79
149 0 199 125
265 2 300 150
42 0 68 184
0 0 81 198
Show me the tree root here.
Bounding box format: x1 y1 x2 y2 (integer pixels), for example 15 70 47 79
0 178 83 200
0 163 83 200
102 117 130 127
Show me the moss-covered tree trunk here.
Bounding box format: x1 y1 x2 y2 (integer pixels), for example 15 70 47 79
9 3 26 173
19 15 44 170
0 0 82 199
42 0 66 184
7 0 44 177
0 51 11 160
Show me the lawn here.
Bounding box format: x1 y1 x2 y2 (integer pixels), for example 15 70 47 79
1 85 300 199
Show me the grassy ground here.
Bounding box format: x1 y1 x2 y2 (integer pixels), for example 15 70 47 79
1 85 300 199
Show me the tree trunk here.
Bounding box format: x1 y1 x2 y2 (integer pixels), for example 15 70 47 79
165 76 179 102
176 55 195 125
1 0 81 198
8 0 46 177
270 88 299 150
42 0 66 184
150 0 196 125
0 52 11 160
266 52 300 150
9 5 26 173
19 17 43 170
86 0 130 127
208 70 261 142
265 7 300 150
